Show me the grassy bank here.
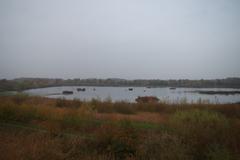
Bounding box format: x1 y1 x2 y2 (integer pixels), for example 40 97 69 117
0 94 240 160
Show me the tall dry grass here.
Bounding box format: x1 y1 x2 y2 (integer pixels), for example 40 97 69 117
1 95 240 160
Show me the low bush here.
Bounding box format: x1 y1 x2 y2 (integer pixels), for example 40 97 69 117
113 102 136 114
11 93 29 105
94 102 114 113
206 145 233 160
59 105 97 131
139 132 192 160
93 121 139 160
0 101 40 122
168 109 230 160
56 98 71 108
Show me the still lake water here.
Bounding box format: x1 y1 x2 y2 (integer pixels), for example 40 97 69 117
24 86 240 104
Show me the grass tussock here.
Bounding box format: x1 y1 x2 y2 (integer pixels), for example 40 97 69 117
0 95 240 160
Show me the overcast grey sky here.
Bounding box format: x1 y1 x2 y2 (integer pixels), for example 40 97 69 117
0 0 240 79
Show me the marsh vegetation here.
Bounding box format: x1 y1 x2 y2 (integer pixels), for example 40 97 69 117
0 94 240 160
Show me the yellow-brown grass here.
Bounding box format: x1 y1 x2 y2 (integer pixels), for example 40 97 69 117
1 95 240 160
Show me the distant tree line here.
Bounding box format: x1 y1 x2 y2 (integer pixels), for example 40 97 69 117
0 77 240 91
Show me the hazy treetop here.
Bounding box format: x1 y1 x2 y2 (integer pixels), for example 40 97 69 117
0 0 240 79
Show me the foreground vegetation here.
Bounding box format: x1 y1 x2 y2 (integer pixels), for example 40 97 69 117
0 94 240 160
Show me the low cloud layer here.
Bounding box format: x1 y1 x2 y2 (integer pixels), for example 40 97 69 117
1 0 240 79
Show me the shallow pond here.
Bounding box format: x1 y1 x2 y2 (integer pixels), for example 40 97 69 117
23 86 240 104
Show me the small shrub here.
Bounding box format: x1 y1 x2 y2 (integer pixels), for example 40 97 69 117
95 102 114 113
18 104 39 122
11 93 29 105
59 105 96 130
114 102 136 114
0 101 18 121
206 145 233 160
55 98 68 108
139 132 192 160
135 96 159 103
94 122 139 160
168 109 230 160
0 102 39 122
71 99 83 108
